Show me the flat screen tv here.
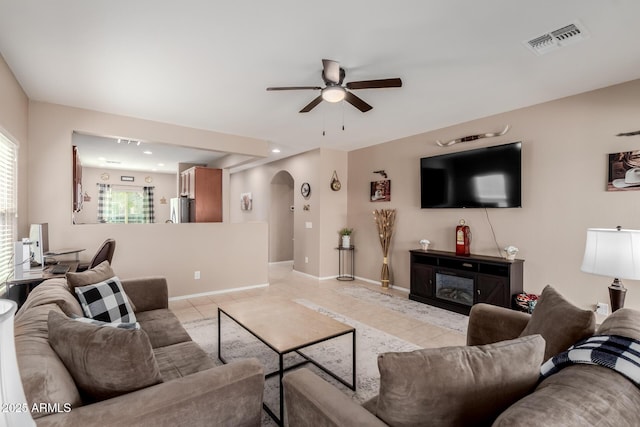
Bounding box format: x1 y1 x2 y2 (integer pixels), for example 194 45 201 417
420 142 522 208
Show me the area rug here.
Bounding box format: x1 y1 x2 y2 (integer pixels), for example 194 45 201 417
336 286 469 334
183 299 419 426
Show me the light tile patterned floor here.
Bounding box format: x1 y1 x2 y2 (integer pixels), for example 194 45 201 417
171 262 466 348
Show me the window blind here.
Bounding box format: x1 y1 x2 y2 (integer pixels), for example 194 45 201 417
0 132 17 293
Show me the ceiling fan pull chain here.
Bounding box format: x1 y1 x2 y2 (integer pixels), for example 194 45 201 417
342 100 345 131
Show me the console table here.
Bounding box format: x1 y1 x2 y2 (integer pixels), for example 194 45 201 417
409 249 523 315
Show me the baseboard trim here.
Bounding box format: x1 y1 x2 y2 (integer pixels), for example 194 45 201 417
168 283 269 301
269 260 294 265
354 276 409 293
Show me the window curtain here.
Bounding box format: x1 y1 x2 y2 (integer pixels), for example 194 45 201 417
143 186 155 223
97 183 112 223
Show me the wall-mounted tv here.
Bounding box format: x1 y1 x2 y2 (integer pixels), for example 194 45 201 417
420 142 522 208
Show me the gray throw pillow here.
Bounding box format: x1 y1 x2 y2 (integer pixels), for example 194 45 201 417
48 311 162 401
66 260 115 290
376 335 545 427
519 285 595 361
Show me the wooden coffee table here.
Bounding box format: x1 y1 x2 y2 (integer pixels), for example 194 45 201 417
217 297 356 426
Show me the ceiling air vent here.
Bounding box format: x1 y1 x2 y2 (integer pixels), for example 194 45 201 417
524 21 589 55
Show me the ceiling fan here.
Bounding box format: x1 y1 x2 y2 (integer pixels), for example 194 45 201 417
266 59 402 113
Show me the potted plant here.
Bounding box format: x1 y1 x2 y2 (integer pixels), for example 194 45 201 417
339 228 353 248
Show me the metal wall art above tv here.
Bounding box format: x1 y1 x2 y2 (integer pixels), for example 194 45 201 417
420 141 522 208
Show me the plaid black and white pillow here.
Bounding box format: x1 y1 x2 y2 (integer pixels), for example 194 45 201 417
75 276 137 323
71 314 140 330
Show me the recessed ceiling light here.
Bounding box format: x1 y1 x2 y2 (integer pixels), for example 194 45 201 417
272 148 281 153
143 150 152 155
157 163 165 167
98 156 106 161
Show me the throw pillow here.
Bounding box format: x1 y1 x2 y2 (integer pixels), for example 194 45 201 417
48 311 162 401
66 260 137 312
376 335 545 427
66 260 115 289
71 314 140 330
519 284 595 361
75 276 137 323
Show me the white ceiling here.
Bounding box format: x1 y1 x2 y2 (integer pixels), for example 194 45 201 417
1 1 640 168
73 132 227 173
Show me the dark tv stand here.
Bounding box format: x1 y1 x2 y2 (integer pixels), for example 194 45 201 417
409 250 523 315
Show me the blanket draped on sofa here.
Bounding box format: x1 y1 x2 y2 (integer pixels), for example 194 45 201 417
541 334 640 386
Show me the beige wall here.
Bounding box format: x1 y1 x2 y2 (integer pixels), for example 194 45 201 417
27 101 269 297
230 148 349 277
348 79 640 310
0 54 29 235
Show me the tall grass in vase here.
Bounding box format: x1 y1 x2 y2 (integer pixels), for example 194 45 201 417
373 209 396 288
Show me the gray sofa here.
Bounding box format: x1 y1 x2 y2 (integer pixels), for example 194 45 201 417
14 275 264 426
284 286 640 426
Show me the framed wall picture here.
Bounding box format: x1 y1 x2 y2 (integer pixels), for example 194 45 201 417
608 150 640 191
240 192 253 211
370 180 391 202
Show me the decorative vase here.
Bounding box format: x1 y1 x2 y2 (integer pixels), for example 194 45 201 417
342 235 351 248
373 209 397 289
419 239 430 251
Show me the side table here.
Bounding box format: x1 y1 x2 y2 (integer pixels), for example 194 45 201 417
336 246 355 281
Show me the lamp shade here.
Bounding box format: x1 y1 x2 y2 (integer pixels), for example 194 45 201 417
0 299 35 427
581 228 640 280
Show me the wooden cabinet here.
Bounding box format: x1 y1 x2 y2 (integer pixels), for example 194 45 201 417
409 250 523 315
180 166 222 222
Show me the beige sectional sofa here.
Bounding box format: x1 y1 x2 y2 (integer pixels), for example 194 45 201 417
14 274 264 426
284 285 640 426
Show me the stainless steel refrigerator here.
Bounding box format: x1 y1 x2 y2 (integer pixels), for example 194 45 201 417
170 197 192 223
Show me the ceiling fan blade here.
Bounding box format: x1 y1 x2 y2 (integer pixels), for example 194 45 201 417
322 59 341 84
267 86 322 91
344 91 373 112
299 95 323 113
346 78 402 90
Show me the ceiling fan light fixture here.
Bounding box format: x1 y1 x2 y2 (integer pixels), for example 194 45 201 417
322 86 346 103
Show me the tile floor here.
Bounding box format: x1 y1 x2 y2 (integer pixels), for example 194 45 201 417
170 262 466 349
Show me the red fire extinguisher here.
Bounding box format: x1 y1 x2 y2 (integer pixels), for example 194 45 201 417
455 219 471 256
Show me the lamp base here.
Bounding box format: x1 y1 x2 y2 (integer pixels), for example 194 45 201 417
609 278 627 312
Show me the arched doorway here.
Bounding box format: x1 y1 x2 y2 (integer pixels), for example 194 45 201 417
269 171 294 263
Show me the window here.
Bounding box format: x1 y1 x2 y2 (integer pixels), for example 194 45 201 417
97 184 155 224
0 132 18 294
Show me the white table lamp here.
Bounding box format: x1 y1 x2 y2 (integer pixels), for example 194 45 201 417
581 227 640 312
0 299 36 427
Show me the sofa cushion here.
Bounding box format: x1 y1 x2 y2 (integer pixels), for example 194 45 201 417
597 308 640 339
14 304 82 419
14 277 83 319
66 261 136 312
153 341 216 381
519 284 595 361
493 364 640 426
375 335 545 427
75 276 136 323
495 307 640 427
136 309 192 348
48 311 162 401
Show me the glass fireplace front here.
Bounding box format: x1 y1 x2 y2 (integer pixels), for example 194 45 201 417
435 272 474 306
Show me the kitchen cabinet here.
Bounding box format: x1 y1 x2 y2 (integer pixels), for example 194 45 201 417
180 166 222 222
